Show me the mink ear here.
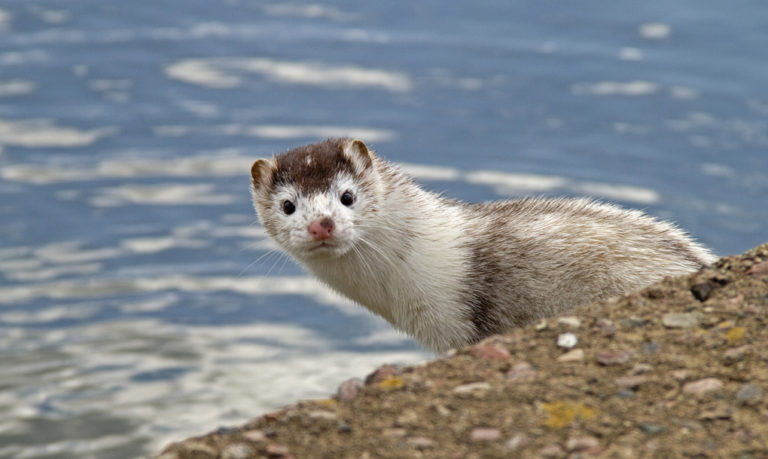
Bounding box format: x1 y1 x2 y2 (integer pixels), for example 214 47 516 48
250 158 276 190
343 139 373 172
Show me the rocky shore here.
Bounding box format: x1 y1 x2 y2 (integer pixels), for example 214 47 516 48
158 242 768 458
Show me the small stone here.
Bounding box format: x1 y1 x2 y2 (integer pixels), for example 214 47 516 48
265 444 290 457
595 318 616 336
539 443 565 457
534 319 548 330
471 428 501 441
505 434 527 450
691 282 716 301
629 363 652 375
682 377 723 396
336 377 363 401
507 361 536 383
557 348 584 362
623 316 647 327
616 389 634 399
615 375 648 389
336 421 352 433
596 349 633 366
566 435 599 451
433 404 451 416
472 342 511 361
242 429 266 442
747 261 768 278
669 369 689 381
662 312 702 328
723 345 750 364
735 383 764 406
453 382 491 395
557 316 581 328
407 437 433 449
308 410 337 421
382 428 407 438
639 422 665 434
222 443 253 459
557 332 578 348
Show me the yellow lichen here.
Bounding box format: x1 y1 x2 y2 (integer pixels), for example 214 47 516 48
541 401 596 429
726 326 746 344
315 398 337 408
378 377 405 390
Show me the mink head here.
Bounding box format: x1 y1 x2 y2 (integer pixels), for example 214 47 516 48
250 138 379 259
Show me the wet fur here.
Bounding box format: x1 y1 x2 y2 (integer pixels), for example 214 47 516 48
251 138 717 353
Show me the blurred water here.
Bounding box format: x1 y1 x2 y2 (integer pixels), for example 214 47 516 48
1 1 766 457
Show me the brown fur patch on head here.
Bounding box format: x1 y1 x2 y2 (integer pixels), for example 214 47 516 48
271 138 368 195
251 158 276 191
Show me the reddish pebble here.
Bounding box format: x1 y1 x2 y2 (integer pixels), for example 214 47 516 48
470 428 501 441
472 342 511 361
596 349 633 366
336 377 363 401
747 261 768 278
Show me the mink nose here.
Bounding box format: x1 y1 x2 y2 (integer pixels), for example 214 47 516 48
308 217 335 241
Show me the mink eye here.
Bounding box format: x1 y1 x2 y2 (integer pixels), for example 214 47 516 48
282 200 296 215
340 191 354 207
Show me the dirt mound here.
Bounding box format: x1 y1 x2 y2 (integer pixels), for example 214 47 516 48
159 243 768 458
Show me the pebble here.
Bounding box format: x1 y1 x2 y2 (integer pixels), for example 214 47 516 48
221 443 253 459
242 429 266 442
723 345 750 364
595 318 617 336
682 377 723 396
539 443 565 457
505 434 527 450
534 319 548 331
596 349 633 366
566 435 599 451
557 348 584 362
308 410 337 421
382 428 407 438
407 437 433 449
747 261 768 278
471 342 511 361
623 316 647 327
336 377 363 401
639 422 665 434
662 312 702 328
506 361 536 383
453 382 491 395
629 363 652 375
691 282 716 301
669 369 689 381
557 332 578 349
735 383 764 406
614 375 648 389
470 427 501 441
265 444 290 457
557 316 581 328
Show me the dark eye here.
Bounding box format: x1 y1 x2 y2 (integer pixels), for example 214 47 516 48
340 191 354 206
282 200 296 215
